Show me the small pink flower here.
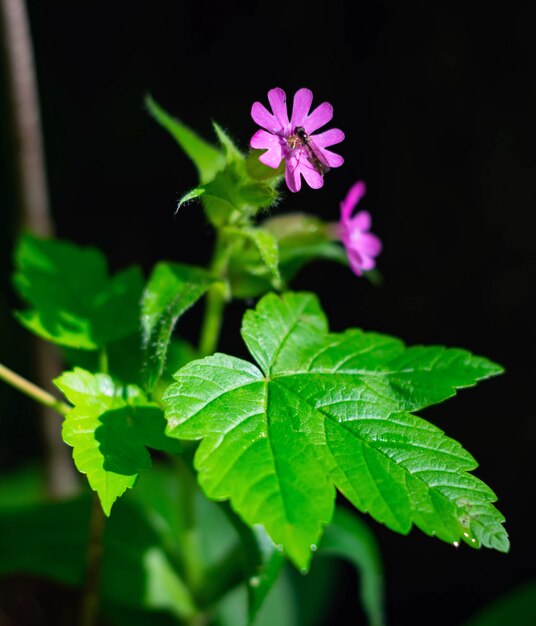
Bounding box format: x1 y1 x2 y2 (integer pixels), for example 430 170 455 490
338 181 382 276
250 87 344 193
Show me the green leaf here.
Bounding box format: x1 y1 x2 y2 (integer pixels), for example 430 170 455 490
14 235 143 350
55 368 179 514
0 490 197 619
146 95 225 184
461 581 536 626
141 262 216 392
225 227 282 289
163 291 507 570
177 186 205 211
321 508 384 626
213 121 243 162
0 495 90 584
228 214 349 299
63 332 145 386
245 150 285 181
246 526 285 624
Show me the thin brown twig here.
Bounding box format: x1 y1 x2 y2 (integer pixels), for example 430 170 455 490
0 0 78 497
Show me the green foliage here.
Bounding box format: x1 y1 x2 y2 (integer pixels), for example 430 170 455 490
55 369 179 514
320 508 384 626
163 291 507 570
146 95 225 184
147 98 282 228
0 490 197 619
141 262 216 392
461 581 536 626
228 213 348 298
13 234 143 350
224 226 282 290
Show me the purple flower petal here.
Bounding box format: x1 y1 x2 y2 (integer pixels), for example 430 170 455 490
350 209 371 231
347 250 365 276
320 147 344 168
360 232 383 256
250 129 278 150
337 181 381 277
359 254 376 271
311 128 345 148
341 181 367 219
268 88 289 128
304 102 333 134
251 102 279 133
285 156 301 193
299 163 324 189
291 88 313 129
250 130 283 168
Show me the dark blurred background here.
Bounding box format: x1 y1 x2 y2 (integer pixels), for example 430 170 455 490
1 1 535 625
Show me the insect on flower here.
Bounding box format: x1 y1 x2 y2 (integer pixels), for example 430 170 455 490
290 126 331 175
250 87 344 192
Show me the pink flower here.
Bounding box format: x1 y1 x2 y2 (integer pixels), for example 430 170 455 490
250 87 344 193
338 181 382 276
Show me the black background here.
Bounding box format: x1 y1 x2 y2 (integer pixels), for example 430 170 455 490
1 1 535 625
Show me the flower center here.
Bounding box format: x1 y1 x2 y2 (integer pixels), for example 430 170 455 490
286 134 300 150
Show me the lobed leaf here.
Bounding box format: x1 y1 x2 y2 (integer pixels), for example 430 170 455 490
55 368 179 514
163 291 507 570
13 235 143 350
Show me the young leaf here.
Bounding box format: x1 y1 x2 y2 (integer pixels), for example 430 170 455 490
320 508 384 626
13 235 143 350
141 262 216 392
213 121 243 162
224 227 282 289
163 291 507 570
146 95 225 184
55 368 179 514
177 187 205 212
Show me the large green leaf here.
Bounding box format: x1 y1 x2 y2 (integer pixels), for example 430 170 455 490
146 96 225 184
13 235 143 349
55 368 179 514
141 262 216 392
163 292 507 570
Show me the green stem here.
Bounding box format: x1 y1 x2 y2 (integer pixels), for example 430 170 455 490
78 494 106 626
174 454 204 594
98 348 108 374
198 232 232 357
0 362 70 415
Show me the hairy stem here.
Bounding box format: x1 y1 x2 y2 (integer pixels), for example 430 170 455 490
198 232 232 357
0 362 70 415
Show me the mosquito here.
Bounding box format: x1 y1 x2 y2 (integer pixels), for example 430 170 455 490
292 126 331 175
